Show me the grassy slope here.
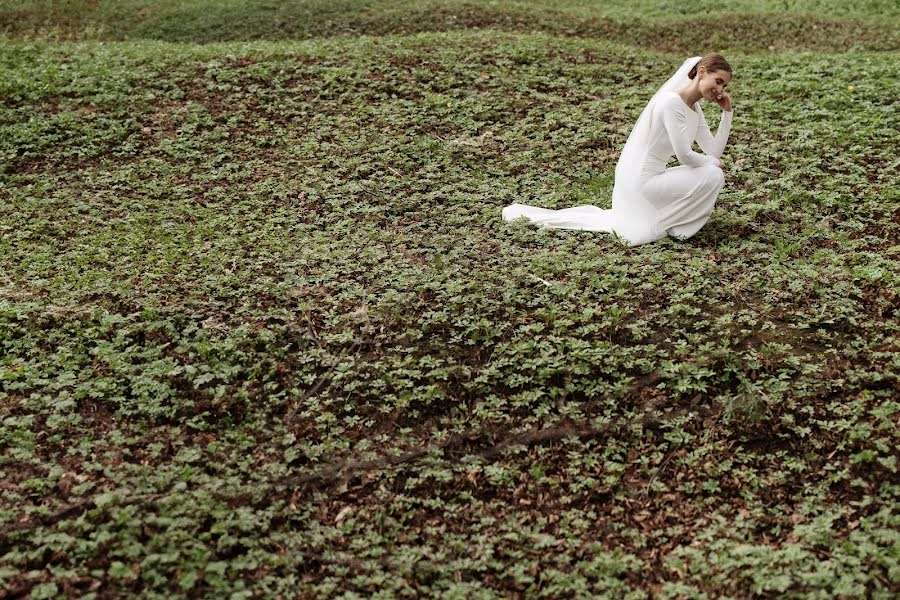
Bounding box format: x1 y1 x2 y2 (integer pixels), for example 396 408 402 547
1 1 898 598
1 0 899 51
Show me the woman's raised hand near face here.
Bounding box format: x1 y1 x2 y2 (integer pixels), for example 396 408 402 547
714 90 732 112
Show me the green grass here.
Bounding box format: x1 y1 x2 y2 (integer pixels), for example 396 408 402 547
2 0 899 50
1 1 898 598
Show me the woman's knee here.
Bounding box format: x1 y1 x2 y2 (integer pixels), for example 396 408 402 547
704 165 725 187
668 211 713 240
668 222 703 241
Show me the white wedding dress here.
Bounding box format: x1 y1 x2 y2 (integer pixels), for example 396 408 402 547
502 57 733 246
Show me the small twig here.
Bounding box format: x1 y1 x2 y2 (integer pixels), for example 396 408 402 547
0 492 167 540
286 340 361 422
642 451 677 499
528 273 553 287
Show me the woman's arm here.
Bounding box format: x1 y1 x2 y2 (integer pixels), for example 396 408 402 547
695 104 733 158
660 95 719 168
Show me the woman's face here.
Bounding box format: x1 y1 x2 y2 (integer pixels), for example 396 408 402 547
698 68 731 101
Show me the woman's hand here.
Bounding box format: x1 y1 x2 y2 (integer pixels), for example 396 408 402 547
714 90 732 112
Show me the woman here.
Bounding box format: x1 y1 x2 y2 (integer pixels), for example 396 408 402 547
503 53 733 246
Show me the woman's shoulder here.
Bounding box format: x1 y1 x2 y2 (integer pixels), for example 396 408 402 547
660 91 696 114
657 91 683 109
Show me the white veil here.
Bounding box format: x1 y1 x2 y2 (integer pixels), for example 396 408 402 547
611 56 701 215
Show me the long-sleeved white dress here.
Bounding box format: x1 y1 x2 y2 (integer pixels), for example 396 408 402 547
502 92 733 245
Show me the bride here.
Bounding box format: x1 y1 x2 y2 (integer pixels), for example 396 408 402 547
503 53 734 246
